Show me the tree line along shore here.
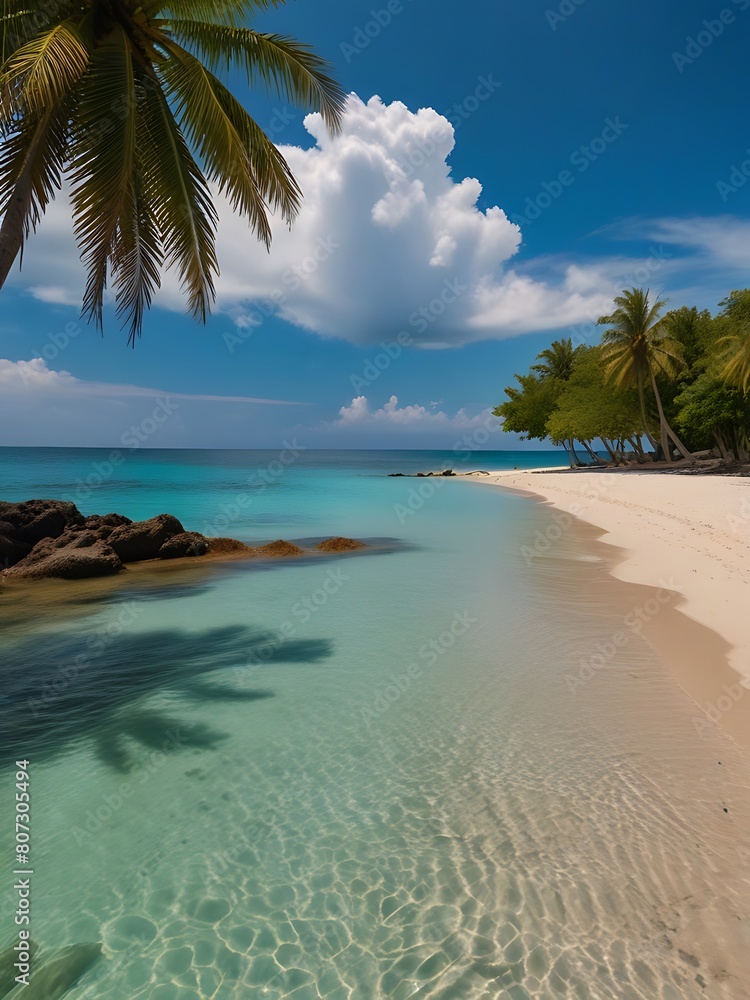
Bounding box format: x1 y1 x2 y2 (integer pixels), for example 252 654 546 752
495 287 750 468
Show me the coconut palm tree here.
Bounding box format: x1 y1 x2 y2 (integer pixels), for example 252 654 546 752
717 290 750 394
597 288 692 462
721 331 750 394
531 337 577 381
0 0 345 343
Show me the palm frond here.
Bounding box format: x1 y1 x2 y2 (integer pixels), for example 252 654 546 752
719 331 750 393
1 7 56 64
160 39 301 244
170 21 346 133
601 341 638 389
150 0 283 27
111 169 163 345
649 336 685 379
1 20 89 118
68 23 139 328
0 103 69 249
0 0 343 341
139 66 218 325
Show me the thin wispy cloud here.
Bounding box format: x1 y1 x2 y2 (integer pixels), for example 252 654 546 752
0 358 306 406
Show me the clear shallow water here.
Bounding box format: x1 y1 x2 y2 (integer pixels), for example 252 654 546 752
1 449 749 999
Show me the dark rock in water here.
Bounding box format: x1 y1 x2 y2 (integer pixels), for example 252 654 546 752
84 512 133 539
108 513 184 562
0 499 83 545
416 472 426 477
316 537 366 552
256 539 304 557
441 469 455 476
388 473 404 477
0 532 32 568
5 531 123 579
159 531 209 559
17 942 102 999
0 500 369 581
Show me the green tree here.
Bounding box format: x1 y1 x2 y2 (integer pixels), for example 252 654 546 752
597 288 693 462
530 337 577 381
717 289 750 394
674 372 749 461
493 372 562 444
0 0 345 342
546 346 643 464
663 305 715 372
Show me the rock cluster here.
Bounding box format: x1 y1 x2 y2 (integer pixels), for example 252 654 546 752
0 502 204 580
0 500 365 581
388 470 490 477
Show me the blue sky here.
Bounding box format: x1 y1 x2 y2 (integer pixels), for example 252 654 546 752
2 0 749 449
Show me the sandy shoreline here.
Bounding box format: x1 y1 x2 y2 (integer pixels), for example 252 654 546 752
467 467 750 749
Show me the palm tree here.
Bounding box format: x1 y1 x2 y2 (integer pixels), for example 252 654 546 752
531 337 576 381
528 337 584 465
0 0 345 343
597 288 692 462
720 330 750 394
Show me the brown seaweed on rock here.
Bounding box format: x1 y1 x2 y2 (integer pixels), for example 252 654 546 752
316 537 366 552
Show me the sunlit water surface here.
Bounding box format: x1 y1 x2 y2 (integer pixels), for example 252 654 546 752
1 449 748 999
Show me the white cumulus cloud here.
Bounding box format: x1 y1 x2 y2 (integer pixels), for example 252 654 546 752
335 394 498 431
8 95 620 347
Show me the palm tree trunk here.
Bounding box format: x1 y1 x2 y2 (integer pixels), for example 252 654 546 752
648 367 693 462
582 440 604 465
734 426 750 462
568 439 584 466
714 430 730 461
0 191 27 290
629 436 645 457
601 438 618 464
636 371 657 449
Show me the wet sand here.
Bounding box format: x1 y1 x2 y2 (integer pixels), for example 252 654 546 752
467 468 750 752
512 499 750 995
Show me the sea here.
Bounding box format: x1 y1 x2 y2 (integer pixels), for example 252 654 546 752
0 447 748 999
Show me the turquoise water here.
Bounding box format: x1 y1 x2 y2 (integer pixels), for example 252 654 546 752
1 449 748 999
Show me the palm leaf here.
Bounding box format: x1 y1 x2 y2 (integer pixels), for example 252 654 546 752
111 169 163 345
160 39 300 243
0 103 69 253
139 66 218 325
68 23 139 327
1 6 56 65
170 21 345 133
0 0 343 340
719 331 750 393
0 20 89 118
151 0 283 26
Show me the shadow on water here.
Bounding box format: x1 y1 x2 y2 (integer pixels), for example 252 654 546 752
0 624 332 770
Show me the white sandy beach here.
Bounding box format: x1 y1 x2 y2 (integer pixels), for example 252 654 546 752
469 468 750 745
